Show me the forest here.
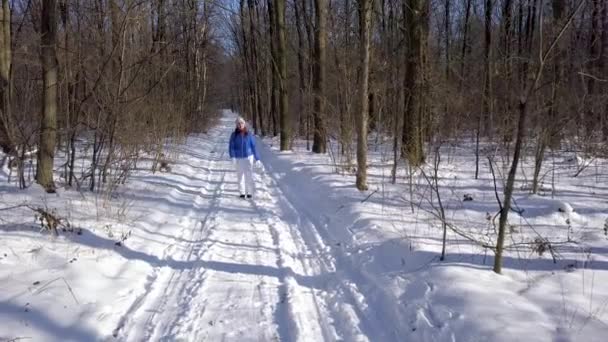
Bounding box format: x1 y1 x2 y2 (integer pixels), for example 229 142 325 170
1 1 607 341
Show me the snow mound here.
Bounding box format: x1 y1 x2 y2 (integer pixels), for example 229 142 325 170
556 201 574 214
514 195 575 218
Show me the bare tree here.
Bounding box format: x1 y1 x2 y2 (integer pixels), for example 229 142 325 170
268 0 279 137
0 0 13 156
494 2 584 274
531 0 567 194
402 0 429 166
312 0 327 153
459 0 472 92
275 0 290 150
356 0 373 190
37 0 58 193
293 0 308 140
601 0 608 140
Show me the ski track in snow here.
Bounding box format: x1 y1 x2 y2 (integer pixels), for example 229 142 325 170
109 114 409 341
256 148 408 342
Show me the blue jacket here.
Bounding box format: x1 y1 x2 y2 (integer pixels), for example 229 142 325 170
229 130 260 160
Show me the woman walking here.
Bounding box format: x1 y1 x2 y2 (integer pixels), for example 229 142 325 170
228 117 260 198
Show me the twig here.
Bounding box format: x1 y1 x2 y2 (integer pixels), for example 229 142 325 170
2 337 33 342
401 195 496 250
505 240 575 250
34 277 62 295
577 71 608 83
62 278 80 305
487 156 503 211
34 277 79 305
0 203 30 211
572 157 596 178
361 189 378 203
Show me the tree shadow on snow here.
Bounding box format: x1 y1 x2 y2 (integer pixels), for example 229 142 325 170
0 301 100 341
363 238 608 276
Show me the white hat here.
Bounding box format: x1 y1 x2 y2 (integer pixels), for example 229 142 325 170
236 117 246 126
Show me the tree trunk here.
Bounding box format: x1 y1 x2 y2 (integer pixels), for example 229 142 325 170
312 0 327 153
502 0 513 56
301 0 315 150
37 0 58 193
102 0 122 183
356 0 373 191
0 0 13 155
587 0 601 135
239 0 255 127
275 0 290 150
500 0 514 145
459 0 472 92
483 0 493 137
601 0 608 140
268 0 279 137
401 0 428 166
247 0 263 135
294 0 307 137
445 0 451 81
494 99 527 274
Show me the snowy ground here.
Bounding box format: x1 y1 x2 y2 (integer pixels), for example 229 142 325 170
1 110 608 341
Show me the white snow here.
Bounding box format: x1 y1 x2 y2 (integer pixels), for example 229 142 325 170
1 110 608 341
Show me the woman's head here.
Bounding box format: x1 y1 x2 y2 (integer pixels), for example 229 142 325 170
235 117 246 129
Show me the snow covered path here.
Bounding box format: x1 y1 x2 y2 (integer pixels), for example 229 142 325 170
112 114 397 341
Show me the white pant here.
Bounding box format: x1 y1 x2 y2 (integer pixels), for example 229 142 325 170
235 156 255 195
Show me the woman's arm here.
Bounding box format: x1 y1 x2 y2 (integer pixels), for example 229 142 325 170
250 136 260 161
228 132 235 158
